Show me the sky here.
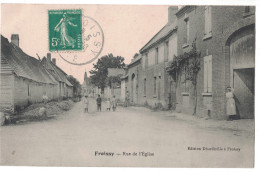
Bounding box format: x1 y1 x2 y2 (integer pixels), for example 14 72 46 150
1 4 173 83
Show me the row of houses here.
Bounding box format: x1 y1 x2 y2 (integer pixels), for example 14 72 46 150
0 34 73 113
121 6 255 119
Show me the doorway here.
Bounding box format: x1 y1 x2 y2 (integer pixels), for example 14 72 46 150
233 68 254 119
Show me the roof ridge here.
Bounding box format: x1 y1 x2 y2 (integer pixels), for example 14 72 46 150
139 21 177 53
139 23 168 53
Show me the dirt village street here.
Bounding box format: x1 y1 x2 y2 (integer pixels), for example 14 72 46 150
0 98 254 167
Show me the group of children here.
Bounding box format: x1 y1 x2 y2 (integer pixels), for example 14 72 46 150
105 96 117 111
84 95 117 113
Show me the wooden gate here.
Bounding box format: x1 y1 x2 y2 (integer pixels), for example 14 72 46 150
233 68 254 119
229 27 255 119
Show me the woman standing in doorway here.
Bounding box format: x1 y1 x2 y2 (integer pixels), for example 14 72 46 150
226 86 237 121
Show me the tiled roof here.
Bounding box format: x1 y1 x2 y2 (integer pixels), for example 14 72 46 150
127 54 142 67
1 35 57 84
139 21 177 53
1 56 14 74
41 57 73 87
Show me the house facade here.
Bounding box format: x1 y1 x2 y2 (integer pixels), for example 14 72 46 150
122 6 178 108
1 35 58 112
174 6 255 119
139 6 178 108
122 55 142 104
122 6 255 119
104 68 125 99
41 53 73 99
0 34 74 113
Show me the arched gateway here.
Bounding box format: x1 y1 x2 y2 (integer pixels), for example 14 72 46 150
227 24 255 119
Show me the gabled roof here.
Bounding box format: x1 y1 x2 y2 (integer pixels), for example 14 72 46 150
140 21 177 53
126 54 142 68
41 57 73 87
1 35 58 84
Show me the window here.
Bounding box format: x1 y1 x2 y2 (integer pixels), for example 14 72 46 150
204 6 212 37
245 6 250 13
183 18 189 45
243 6 254 17
28 84 30 96
165 41 169 62
158 76 161 100
169 35 177 61
144 78 146 96
154 77 157 96
155 47 159 64
204 55 212 93
148 50 156 67
145 53 148 68
142 56 145 69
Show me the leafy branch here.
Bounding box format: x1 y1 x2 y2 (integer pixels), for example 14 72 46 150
166 40 201 114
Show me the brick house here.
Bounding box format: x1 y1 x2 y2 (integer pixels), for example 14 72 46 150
133 6 179 108
174 6 255 119
122 6 179 108
122 6 255 119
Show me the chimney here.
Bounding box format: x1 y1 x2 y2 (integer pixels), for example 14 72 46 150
52 58 56 65
168 6 178 24
47 53 51 62
11 34 19 47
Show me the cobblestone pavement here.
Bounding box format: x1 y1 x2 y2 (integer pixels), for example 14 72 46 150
0 98 254 167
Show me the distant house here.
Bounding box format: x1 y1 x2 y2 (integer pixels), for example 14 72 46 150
41 53 73 99
121 55 142 104
0 35 59 112
104 68 125 99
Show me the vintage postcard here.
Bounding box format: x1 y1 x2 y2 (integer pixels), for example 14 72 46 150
0 3 255 168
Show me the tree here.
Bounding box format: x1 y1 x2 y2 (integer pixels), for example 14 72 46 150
89 53 125 91
67 75 82 97
166 40 201 115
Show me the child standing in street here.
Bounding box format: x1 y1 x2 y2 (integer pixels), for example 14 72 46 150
84 95 89 113
96 94 102 112
106 98 111 111
111 95 117 111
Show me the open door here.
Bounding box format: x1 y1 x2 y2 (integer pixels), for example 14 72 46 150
233 68 254 119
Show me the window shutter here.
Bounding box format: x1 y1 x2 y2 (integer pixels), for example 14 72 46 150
208 55 212 92
208 7 212 34
205 6 208 35
205 6 212 35
203 57 208 92
187 20 189 43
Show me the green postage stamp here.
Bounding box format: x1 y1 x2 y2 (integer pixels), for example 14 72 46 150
48 9 82 51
